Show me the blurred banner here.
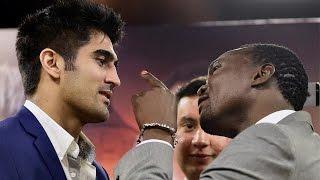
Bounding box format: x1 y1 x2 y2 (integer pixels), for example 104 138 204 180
0 18 319 179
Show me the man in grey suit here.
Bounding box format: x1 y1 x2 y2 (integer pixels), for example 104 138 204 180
115 44 320 179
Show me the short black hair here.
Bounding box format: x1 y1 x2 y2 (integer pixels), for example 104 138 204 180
240 43 309 111
16 0 125 96
176 76 206 101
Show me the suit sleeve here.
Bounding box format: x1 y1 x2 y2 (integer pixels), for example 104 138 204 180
0 135 19 180
201 123 295 180
114 142 173 180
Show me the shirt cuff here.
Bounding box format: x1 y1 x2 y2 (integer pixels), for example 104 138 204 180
136 139 173 149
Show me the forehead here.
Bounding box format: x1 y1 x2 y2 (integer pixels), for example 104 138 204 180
210 49 252 68
177 96 199 117
178 95 198 106
78 31 118 59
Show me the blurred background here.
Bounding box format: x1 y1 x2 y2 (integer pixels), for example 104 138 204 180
0 0 319 179
1 0 320 27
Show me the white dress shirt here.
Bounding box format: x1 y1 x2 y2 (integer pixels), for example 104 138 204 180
24 100 96 180
255 109 295 125
137 139 173 148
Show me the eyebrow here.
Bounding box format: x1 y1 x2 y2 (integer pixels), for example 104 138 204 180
92 49 118 62
180 117 197 124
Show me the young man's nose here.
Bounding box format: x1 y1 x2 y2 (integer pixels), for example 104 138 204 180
192 129 209 148
105 68 121 88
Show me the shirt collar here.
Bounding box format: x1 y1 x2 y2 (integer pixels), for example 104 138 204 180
68 132 96 163
24 100 74 160
78 132 96 163
256 109 295 125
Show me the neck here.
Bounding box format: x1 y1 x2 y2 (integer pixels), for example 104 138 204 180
28 93 83 138
239 89 294 132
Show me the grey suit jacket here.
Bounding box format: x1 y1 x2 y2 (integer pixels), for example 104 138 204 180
115 142 173 180
115 111 320 180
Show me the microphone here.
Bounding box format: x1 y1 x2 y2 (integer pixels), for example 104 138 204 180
304 82 319 107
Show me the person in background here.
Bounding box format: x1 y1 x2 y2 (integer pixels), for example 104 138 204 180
175 76 230 180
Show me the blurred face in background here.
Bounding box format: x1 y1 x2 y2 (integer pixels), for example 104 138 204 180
175 95 231 180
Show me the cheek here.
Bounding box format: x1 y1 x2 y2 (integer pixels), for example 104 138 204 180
86 70 104 83
208 79 245 104
209 79 227 96
79 62 105 81
175 140 190 167
176 132 188 146
176 132 193 154
79 70 104 92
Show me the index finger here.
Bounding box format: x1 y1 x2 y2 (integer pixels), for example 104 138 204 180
140 70 168 89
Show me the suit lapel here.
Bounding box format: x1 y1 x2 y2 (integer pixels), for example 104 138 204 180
18 107 67 180
93 160 109 180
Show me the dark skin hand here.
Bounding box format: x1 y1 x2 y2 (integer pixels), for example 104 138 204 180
132 70 177 145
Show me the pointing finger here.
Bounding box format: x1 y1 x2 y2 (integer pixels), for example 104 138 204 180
140 70 168 89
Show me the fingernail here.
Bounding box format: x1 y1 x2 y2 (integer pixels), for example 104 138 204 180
141 70 148 75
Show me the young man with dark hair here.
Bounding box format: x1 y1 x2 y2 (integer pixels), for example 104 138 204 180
0 0 124 179
115 44 320 180
175 76 230 180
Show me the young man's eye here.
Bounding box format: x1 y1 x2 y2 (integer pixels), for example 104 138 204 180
96 59 106 66
186 123 194 129
183 122 196 131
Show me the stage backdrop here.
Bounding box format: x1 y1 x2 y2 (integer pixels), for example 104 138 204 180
0 19 319 179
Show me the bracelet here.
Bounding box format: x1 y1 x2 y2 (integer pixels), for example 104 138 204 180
137 123 177 148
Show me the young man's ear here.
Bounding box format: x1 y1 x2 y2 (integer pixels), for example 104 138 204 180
251 63 275 87
39 48 64 79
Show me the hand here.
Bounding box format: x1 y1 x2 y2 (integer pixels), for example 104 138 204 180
132 70 177 131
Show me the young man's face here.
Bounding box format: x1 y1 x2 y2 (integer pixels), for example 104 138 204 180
60 31 120 124
175 95 231 180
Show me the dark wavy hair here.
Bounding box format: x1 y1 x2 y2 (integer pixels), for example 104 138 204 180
176 76 207 101
16 0 125 95
240 43 309 111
